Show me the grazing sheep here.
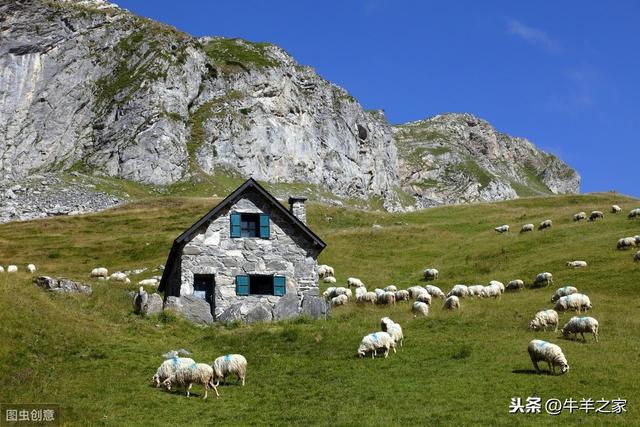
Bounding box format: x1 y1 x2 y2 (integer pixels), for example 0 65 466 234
152 356 196 387
90 267 108 278
611 205 622 213
423 268 439 281
528 309 559 332
554 293 592 313
108 272 129 283
481 284 501 299
589 211 604 221
407 286 427 298
425 285 445 299
395 290 410 301
566 260 588 268
467 285 485 298
506 279 524 292
527 340 569 375
26 264 36 273
357 332 396 358
356 290 377 303
322 287 337 300
447 284 469 299
443 295 460 310
551 286 578 303
635 251 640 262
494 225 510 234
561 316 599 342
380 317 404 347
7 265 17 273
355 286 367 299
617 237 637 250
334 287 352 298
317 264 335 278
532 272 553 288
538 219 553 230
347 277 365 288
331 294 348 306
376 291 396 305
0 266 4 273
138 278 158 287
489 280 505 294
520 223 534 233
573 212 586 222
635 235 640 245
212 354 247 386
383 285 398 292
629 208 640 219
416 292 432 305
133 286 148 314
412 301 430 317
163 362 219 399
323 276 337 284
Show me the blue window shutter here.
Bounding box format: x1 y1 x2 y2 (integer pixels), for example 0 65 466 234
259 214 270 239
236 275 249 296
230 213 241 238
273 275 286 296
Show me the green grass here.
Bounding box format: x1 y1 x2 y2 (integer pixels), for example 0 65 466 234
202 38 278 71
1 193 639 425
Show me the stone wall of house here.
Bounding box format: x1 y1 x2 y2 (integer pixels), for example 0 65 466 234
179 191 321 321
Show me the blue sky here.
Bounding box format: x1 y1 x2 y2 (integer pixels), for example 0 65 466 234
116 0 639 197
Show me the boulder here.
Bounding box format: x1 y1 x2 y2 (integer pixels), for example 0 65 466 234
301 292 330 320
164 295 213 325
272 293 300 321
144 293 164 315
246 303 273 323
218 303 243 323
34 276 92 295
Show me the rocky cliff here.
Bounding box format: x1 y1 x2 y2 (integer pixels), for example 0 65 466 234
0 0 579 218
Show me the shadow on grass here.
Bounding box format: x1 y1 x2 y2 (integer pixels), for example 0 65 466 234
512 369 549 375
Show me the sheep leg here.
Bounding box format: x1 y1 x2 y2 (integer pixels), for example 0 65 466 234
186 383 192 397
532 360 540 373
203 385 208 400
241 376 245 386
392 345 396 354
581 332 586 341
384 348 389 358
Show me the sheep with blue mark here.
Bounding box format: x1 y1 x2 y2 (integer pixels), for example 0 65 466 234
357 332 396 358
561 316 599 342
162 362 219 399
527 340 569 375
212 354 247 386
380 317 404 347
152 355 196 387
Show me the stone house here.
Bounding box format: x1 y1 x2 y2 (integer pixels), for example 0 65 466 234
158 178 328 323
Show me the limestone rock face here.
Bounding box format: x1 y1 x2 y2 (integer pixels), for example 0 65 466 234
163 295 214 325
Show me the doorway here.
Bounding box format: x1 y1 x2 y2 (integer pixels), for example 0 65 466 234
193 274 215 316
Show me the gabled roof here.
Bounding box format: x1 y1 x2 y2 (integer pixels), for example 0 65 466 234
159 178 326 292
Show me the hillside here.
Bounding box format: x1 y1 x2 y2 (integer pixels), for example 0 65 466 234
1 193 639 425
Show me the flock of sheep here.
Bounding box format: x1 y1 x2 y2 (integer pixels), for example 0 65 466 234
0 263 36 273
89 267 161 287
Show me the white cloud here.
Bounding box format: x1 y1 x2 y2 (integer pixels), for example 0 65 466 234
507 19 562 54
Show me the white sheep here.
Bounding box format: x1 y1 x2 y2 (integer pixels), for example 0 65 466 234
376 291 396 305
0 266 4 273
589 211 604 221
383 285 398 292
611 205 622 213
317 264 335 278
467 285 484 298
532 272 553 288
573 212 586 222
357 332 396 358
152 356 196 387
355 286 368 299
561 316 599 342
380 317 404 347
443 295 460 310
108 272 129 283
416 292 432 305
554 293 592 313
395 289 410 301
520 223 534 233
347 277 365 288
212 354 247 386
551 286 578 302
423 268 439 281
331 294 348 306
528 309 559 332
634 251 640 262
323 276 337 284
356 288 377 303
527 340 569 375
26 264 36 273
322 287 337 300
90 267 108 278
334 287 352 298
7 265 17 273
407 286 428 299
481 284 501 299
629 208 640 219
412 301 430 317
635 235 640 245
617 237 637 250
425 285 445 299
566 260 587 268
138 278 159 287
163 362 219 399
494 224 510 234
506 279 524 292
538 219 553 230
489 280 505 294
447 284 468 298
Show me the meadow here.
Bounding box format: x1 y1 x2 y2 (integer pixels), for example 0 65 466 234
0 192 639 426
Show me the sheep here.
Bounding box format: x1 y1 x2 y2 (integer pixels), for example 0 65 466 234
407 286 428 299
629 208 640 219
26 264 36 273
573 212 586 222
323 276 337 284
347 277 365 288
527 340 569 375
133 286 148 314
423 268 439 281
317 264 335 278
383 285 398 292
90 267 108 278
163 362 219 399
566 260 588 268
506 279 524 292
635 235 640 245
617 237 637 250
494 224 510 234
528 309 559 332
0 266 4 273
551 286 578 303
7 265 17 273
589 211 604 221
152 356 196 387
331 294 348 306
538 219 553 230
443 295 460 310
357 332 396 358
334 287 352 298
554 293 592 313
561 316 599 342
489 280 505 294
380 317 404 347
412 301 430 317
467 285 485 298
212 354 247 386
108 272 129 283
425 285 445 299
611 205 622 213
416 292 432 305
356 289 377 303
376 291 396 305
635 251 640 262
395 289 410 301
520 223 534 233
138 278 158 287
480 284 501 299
531 272 553 288
447 284 468 298
322 287 337 300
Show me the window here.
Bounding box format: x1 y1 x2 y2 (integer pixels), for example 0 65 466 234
230 213 270 239
236 274 286 296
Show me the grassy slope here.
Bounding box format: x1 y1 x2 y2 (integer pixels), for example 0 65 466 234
1 193 639 426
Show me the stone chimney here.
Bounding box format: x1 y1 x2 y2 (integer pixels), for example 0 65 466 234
288 196 307 224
